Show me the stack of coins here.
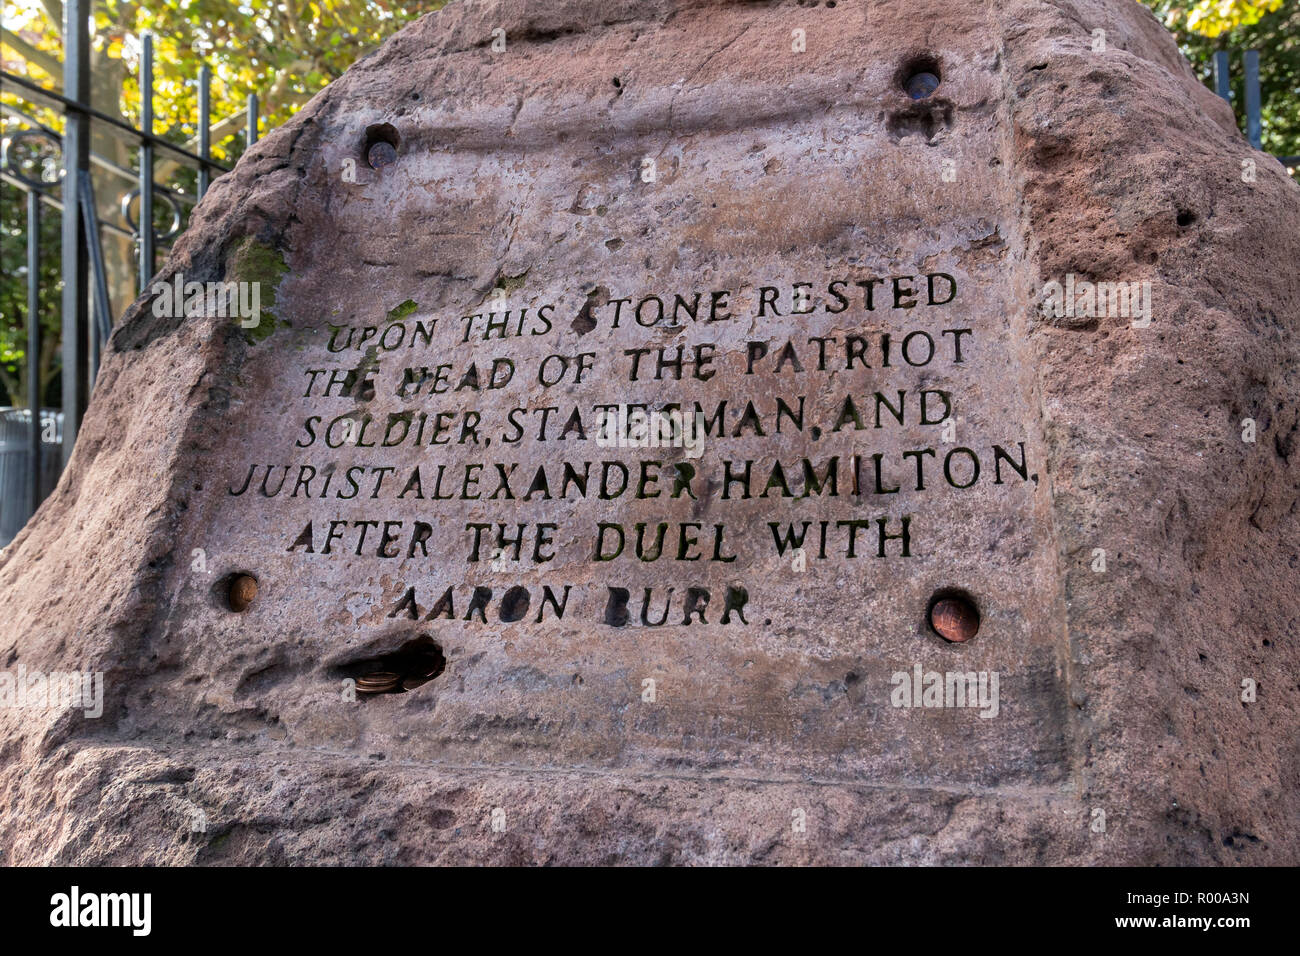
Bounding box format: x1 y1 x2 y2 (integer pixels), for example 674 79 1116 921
356 671 401 694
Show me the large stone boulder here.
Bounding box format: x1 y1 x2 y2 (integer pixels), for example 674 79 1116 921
1 0 1297 864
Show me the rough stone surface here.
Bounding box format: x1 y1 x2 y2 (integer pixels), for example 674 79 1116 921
1 0 1298 865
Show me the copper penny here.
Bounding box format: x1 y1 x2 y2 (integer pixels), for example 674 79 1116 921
228 574 258 612
930 598 979 643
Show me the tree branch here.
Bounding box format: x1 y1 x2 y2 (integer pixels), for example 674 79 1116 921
39 0 64 39
1 27 64 81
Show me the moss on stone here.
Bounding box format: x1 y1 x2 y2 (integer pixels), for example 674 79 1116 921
227 237 289 344
386 299 419 322
496 270 528 295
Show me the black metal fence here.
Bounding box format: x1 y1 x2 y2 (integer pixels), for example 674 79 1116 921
1213 49 1299 169
0 408 62 544
1 0 256 546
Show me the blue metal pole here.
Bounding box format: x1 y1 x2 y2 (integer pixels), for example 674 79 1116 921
247 92 258 146
198 64 211 199
1212 51 1230 101
26 190 42 516
1244 50 1262 150
139 32 155 291
60 0 90 466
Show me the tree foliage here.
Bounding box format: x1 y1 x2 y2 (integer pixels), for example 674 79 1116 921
1 0 443 406
1144 0 1299 159
1159 0 1284 38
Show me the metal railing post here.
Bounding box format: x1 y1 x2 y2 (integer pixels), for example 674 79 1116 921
139 32 155 291
79 171 115 360
1244 50 1262 150
247 92 258 146
26 190 42 516
1213 51 1230 101
198 65 211 199
60 0 90 466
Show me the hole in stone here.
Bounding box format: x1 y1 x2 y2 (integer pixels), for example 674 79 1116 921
900 56 941 99
926 588 980 643
1176 209 1197 228
339 636 446 694
362 123 400 169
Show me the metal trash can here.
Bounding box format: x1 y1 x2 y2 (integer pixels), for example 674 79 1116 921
0 408 65 549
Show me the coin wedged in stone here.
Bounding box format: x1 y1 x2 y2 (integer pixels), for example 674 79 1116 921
356 671 401 693
930 599 979 643
227 574 258 612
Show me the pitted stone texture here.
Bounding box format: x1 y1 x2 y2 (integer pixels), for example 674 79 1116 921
1 0 1297 865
